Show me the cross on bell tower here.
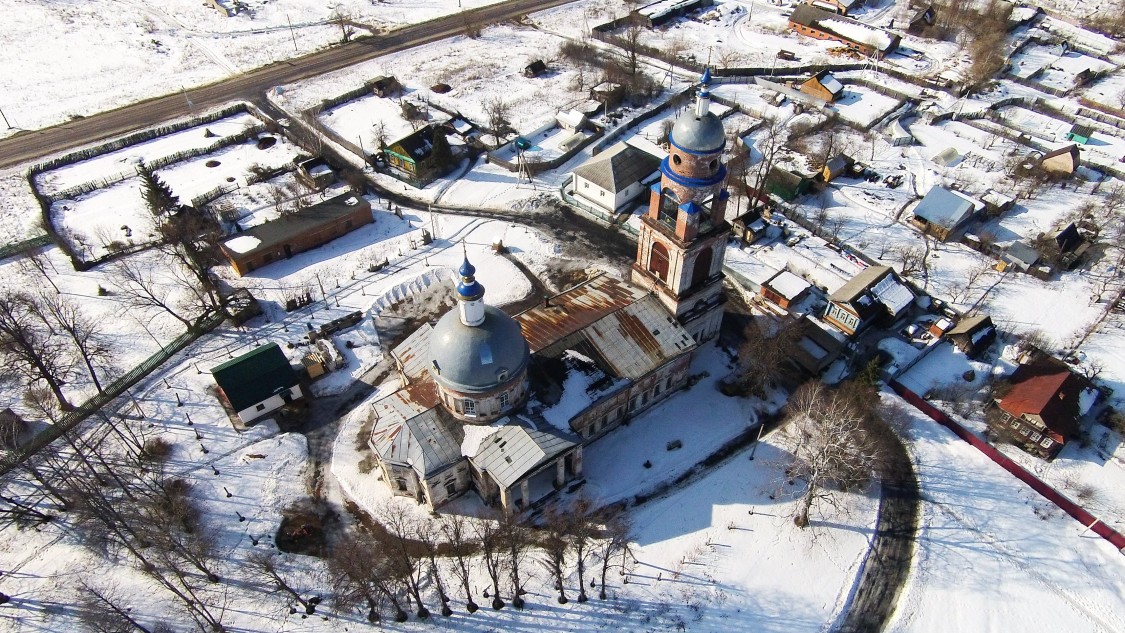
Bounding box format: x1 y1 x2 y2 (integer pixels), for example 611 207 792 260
631 69 730 343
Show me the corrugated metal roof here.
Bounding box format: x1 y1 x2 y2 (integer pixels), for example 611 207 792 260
830 265 892 303
470 425 576 489
582 295 695 379
516 275 648 353
391 323 434 382
369 381 459 478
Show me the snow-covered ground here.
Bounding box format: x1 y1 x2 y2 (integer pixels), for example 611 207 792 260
888 393 1125 633
0 0 516 137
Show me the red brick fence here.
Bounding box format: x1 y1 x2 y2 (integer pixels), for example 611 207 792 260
889 381 1125 552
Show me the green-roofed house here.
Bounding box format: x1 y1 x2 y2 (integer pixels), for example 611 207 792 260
212 343 303 424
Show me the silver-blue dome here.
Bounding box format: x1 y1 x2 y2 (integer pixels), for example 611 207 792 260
429 305 530 393
671 111 725 154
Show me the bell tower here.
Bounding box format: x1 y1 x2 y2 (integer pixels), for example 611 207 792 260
631 69 729 343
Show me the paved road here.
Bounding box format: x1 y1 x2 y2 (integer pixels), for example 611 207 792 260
0 0 576 170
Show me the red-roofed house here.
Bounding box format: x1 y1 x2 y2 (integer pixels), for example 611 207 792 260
990 355 1094 458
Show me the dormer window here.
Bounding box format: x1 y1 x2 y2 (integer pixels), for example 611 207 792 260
497 369 509 382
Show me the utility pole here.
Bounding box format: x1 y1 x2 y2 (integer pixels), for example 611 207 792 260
288 14 298 52
181 86 195 117
0 107 10 130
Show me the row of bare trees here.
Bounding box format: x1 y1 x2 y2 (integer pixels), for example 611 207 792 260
318 499 633 623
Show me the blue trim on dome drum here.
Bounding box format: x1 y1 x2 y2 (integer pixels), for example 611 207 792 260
659 157 727 187
457 280 484 299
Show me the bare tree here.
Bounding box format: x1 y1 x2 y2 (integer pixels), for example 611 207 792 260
18 249 60 294
482 97 514 143
501 512 533 609
620 16 646 77
109 258 199 333
596 506 633 600
78 579 161 633
440 514 480 613
726 316 801 399
416 519 454 616
35 292 110 392
376 500 430 618
541 505 571 604
331 5 354 42
783 382 881 528
0 290 74 409
248 551 319 615
474 517 506 609
327 530 409 622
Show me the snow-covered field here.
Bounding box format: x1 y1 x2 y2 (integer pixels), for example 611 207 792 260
0 0 515 137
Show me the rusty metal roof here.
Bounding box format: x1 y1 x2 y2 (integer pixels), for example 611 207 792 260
583 295 695 379
516 275 649 354
391 323 434 382
470 424 576 489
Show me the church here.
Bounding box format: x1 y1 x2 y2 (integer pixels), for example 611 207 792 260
366 71 732 512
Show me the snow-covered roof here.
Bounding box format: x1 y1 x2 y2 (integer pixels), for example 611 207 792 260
223 235 261 254
820 18 896 51
557 109 588 130
871 272 914 316
912 185 977 230
820 74 843 95
766 270 811 301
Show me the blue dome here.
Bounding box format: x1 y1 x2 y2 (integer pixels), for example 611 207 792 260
459 257 476 278
701 67 712 86
457 279 484 299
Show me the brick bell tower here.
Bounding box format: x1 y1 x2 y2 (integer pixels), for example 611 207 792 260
631 69 729 343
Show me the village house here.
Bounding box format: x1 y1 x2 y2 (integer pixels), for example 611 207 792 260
946 314 996 358
219 193 372 276
824 265 914 336
631 0 713 28
1038 144 1081 176
1001 241 1041 273
591 82 626 112
909 185 983 242
798 70 846 103
368 75 402 98
990 354 1095 459
788 5 900 58
383 123 457 187
211 343 303 425
1055 222 1092 268
570 142 661 215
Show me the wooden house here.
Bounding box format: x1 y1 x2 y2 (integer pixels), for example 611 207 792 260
910 185 983 242
295 156 336 190
824 265 914 336
991 355 1094 458
384 124 456 187
799 70 845 103
368 75 402 98
523 60 548 78
761 270 811 310
946 314 995 358
821 154 855 182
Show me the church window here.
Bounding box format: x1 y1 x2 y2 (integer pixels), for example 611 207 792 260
396 478 408 492
648 242 670 282
500 392 510 409
672 154 682 166
445 479 457 496
690 246 713 288
709 158 718 173
464 399 477 416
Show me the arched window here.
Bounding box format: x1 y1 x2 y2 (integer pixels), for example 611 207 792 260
690 246 713 288
649 242 670 282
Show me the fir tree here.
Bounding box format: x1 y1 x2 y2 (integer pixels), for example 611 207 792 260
430 127 454 172
137 162 181 218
